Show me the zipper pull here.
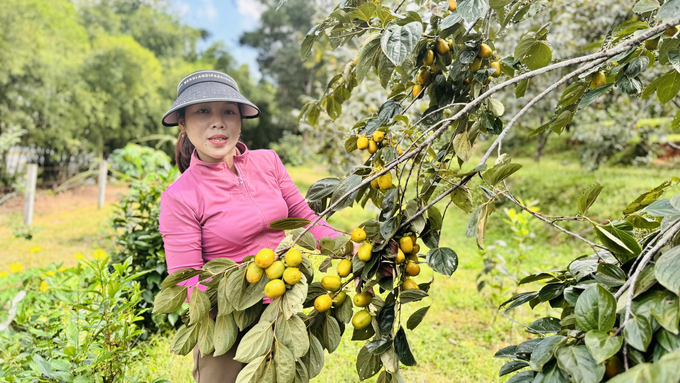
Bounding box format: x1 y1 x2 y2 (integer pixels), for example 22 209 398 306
238 175 244 186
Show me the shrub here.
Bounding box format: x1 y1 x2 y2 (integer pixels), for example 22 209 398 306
110 167 181 334
109 143 172 179
0 254 169 383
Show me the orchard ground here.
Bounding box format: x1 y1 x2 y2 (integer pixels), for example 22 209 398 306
2 154 678 382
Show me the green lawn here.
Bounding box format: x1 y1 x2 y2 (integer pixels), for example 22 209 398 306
5 157 678 382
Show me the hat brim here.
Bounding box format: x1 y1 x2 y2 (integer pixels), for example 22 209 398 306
162 82 260 126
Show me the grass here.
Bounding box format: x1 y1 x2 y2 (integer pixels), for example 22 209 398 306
4 156 679 382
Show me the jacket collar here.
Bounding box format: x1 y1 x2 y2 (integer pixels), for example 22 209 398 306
189 141 249 175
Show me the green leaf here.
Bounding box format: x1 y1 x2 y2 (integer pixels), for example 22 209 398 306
307 335 324 379
399 289 428 303
189 288 211 325
500 361 529 377
235 355 266 383
356 345 383 380
458 0 490 24
516 78 529 98
624 315 652 352
634 0 660 14
214 313 238 357
198 317 215 357
234 322 274 363
276 315 309 359
204 258 238 274
269 218 312 230
153 286 187 314
534 361 569 383
426 247 459 277
658 70 680 104
450 187 474 213
555 345 605 383
528 317 562 334
356 34 382 83
575 285 617 332
507 371 537 383
530 335 567 372
577 183 604 215
500 291 540 312
322 316 341 353
655 246 680 295
406 306 430 330
274 342 295 383
441 13 463 30
366 337 393 355
658 0 680 20
578 84 614 110
282 276 307 319
585 330 623 364
330 174 362 211
485 163 523 186
377 303 396 335
623 178 679 214
380 22 422 66
171 323 199 356
523 41 552 70
649 291 680 334
335 294 354 324
594 223 642 263
595 263 627 287
161 268 202 289
218 274 234 317
394 327 416 366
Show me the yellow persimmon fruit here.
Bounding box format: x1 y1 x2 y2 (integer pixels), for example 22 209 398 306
368 140 378 154
402 279 419 290
435 39 450 55
490 61 501 77
246 263 264 284
448 0 457 12
255 248 276 268
604 356 624 378
357 136 369 150
417 69 431 85
264 279 286 299
353 292 373 307
413 84 423 98
422 49 435 66
370 179 380 189
265 260 285 279
405 261 421 276
592 71 606 88
470 57 482 72
333 291 347 306
337 259 353 278
351 227 367 242
285 248 302 267
395 248 405 263
352 310 372 329
321 275 342 292
478 43 493 58
645 37 660 50
377 172 393 190
397 145 403 156
412 244 421 254
372 130 385 142
664 26 679 37
399 236 414 254
358 242 373 262
283 267 301 285
314 294 333 313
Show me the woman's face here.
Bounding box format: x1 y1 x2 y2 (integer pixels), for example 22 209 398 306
178 101 242 163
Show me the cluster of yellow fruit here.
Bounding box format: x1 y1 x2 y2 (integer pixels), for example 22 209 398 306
466 43 500 85
356 130 403 157
413 37 454 98
247 248 303 299
396 234 421 290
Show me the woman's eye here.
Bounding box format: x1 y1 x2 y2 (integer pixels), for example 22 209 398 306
224 110 235 114
197 109 209 113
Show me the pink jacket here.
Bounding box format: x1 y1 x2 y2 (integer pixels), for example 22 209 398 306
158 141 339 301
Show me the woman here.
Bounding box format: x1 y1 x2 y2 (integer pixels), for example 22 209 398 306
157 70 341 382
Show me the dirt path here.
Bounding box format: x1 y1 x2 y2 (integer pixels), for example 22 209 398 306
0 183 130 271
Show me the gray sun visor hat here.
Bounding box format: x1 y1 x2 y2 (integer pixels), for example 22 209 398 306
162 70 260 126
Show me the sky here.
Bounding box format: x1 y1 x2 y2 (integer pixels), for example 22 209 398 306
170 0 265 79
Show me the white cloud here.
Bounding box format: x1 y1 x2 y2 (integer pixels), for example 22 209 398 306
169 1 191 17
236 0 266 20
197 0 219 21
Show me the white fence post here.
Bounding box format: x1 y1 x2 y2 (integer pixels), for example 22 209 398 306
23 164 38 226
98 160 107 209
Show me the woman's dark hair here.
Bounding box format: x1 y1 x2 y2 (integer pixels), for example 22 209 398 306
174 104 244 173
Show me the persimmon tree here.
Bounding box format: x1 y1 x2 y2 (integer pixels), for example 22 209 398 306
154 1 680 382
